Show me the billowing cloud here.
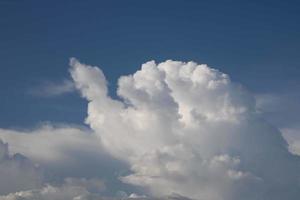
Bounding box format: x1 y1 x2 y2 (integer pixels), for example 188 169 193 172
69 58 300 200
0 140 43 195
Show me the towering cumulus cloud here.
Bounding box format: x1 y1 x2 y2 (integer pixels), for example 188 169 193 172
70 58 300 200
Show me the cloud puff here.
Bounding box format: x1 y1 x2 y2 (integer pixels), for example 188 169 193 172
28 79 75 97
0 140 43 195
69 58 300 200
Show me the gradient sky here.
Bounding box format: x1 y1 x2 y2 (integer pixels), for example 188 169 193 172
1 1 300 199
0 0 299 129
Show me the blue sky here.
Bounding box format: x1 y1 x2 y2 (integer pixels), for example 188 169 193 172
1 0 299 128
1 1 300 199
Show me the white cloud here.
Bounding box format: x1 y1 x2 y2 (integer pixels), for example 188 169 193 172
0 140 43 195
69 58 300 200
28 79 75 97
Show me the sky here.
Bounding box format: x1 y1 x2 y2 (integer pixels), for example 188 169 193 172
0 1 300 200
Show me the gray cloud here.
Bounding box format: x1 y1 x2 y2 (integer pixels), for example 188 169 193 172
255 92 300 129
0 140 43 195
0 124 134 196
0 177 106 200
255 92 300 157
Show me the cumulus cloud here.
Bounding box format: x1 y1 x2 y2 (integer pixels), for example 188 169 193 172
28 79 75 97
0 140 43 195
69 58 300 200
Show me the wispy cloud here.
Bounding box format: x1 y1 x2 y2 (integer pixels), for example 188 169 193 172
255 91 300 129
28 79 75 97
255 91 300 157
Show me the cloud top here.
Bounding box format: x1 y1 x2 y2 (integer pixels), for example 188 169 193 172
69 58 300 200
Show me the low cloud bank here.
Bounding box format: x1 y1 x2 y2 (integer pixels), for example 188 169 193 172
0 124 132 196
0 140 43 195
0 177 105 200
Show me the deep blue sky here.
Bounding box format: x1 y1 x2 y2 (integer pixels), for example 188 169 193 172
0 0 299 128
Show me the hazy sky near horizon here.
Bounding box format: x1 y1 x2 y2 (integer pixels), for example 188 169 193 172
0 1 300 200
